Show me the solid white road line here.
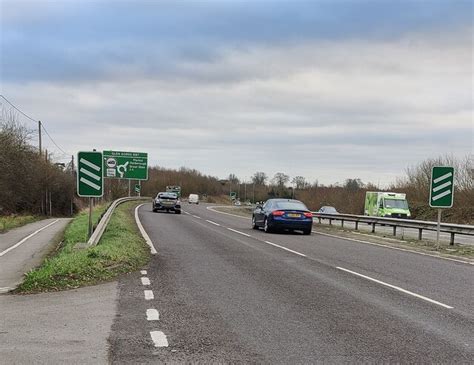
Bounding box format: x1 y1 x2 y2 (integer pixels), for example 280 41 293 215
0 219 60 257
140 270 147 275
141 277 151 286
336 267 453 309
146 309 160 321
314 230 473 265
264 241 307 257
0 287 15 294
206 220 221 226
144 290 154 300
135 204 158 255
227 228 251 237
192 215 201 219
150 331 168 347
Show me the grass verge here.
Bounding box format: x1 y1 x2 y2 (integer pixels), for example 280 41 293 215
17 201 149 293
0 215 41 233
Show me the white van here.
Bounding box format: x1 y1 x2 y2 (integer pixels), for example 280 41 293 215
188 194 199 204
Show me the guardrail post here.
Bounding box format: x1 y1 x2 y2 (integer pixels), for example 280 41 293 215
450 233 455 246
392 226 397 236
329 219 332 226
355 221 358 230
341 220 344 228
318 217 321 224
418 228 423 240
371 223 375 233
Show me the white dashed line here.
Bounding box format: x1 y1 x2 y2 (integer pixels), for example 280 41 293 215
0 287 14 294
206 220 221 226
150 331 168 347
140 270 147 275
184 211 191 215
336 267 453 309
141 277 151 286
144 290 154 300
146 309 160 321
264 241 307 257
0 219 60 257
192 215 201 219
227 228 251 237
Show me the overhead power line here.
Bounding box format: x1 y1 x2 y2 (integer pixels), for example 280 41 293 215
0 94 71 157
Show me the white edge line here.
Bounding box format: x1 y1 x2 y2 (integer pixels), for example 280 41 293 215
135 204 158 255
337 267 453 309
264 241 306 257
226 228 251 237
313 230 474 266
0 219 60 257
141 277 151 286
206 206 251 220
140 270 147 275
144 290 154 300
206 220 221 226
150 331 168 347
0 287 15 294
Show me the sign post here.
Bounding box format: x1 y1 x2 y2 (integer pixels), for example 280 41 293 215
134 183 141 196
429 166 455 249
77 151 104 239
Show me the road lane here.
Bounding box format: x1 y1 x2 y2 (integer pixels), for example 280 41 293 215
184 203 474 317
108 204 474 363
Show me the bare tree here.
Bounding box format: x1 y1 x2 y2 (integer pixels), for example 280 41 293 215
251 171 267 185
272 172 289 187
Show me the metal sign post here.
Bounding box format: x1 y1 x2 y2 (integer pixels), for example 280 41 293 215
429 166 455 249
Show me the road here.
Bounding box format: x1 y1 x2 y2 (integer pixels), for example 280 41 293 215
0 218 71 292
316 217 474 246
109 203 474 363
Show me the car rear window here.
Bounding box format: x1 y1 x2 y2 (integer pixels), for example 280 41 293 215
274 201 308 210
158 193 177 199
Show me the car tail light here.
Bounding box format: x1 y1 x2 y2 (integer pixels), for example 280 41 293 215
272 210 285 216
304 212 313 218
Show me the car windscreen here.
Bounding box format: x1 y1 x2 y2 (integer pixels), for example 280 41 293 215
158 193 177 199
274 201 308 211
384 199 408 209
324 207 338 213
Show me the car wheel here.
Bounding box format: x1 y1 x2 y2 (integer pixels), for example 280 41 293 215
303 227 312 235
264 218 273 233
175 210 181 214
251 215 258 230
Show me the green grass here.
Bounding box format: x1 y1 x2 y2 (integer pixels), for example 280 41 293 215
17 201 150 293
0 215 41 233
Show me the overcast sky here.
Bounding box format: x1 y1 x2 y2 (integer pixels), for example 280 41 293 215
1 0 472 186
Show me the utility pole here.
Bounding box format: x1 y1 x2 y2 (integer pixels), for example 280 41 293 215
38 121 42 156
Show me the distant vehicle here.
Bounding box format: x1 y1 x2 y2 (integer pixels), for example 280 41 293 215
188 194 199 204
234 200 241 206
364 192 411 218
252 198 313 235
153 192 181 214
166 185 181 198
318 206 339 214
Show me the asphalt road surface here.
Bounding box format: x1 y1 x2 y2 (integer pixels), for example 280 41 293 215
0 218 71 292
109 203 473 363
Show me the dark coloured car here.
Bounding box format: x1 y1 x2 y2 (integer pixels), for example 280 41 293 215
318 206 339 214
152 192 181 214
252 199 313 235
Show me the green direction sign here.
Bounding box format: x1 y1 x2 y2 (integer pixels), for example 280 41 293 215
230 191 237 200
134 184 141 193
103 150 148 180
429 166 454 208
77 151 103 197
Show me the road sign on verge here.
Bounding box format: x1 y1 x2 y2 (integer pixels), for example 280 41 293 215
429 166 454 208
134 184 141 193
77 151 103 197
103 150 148 180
